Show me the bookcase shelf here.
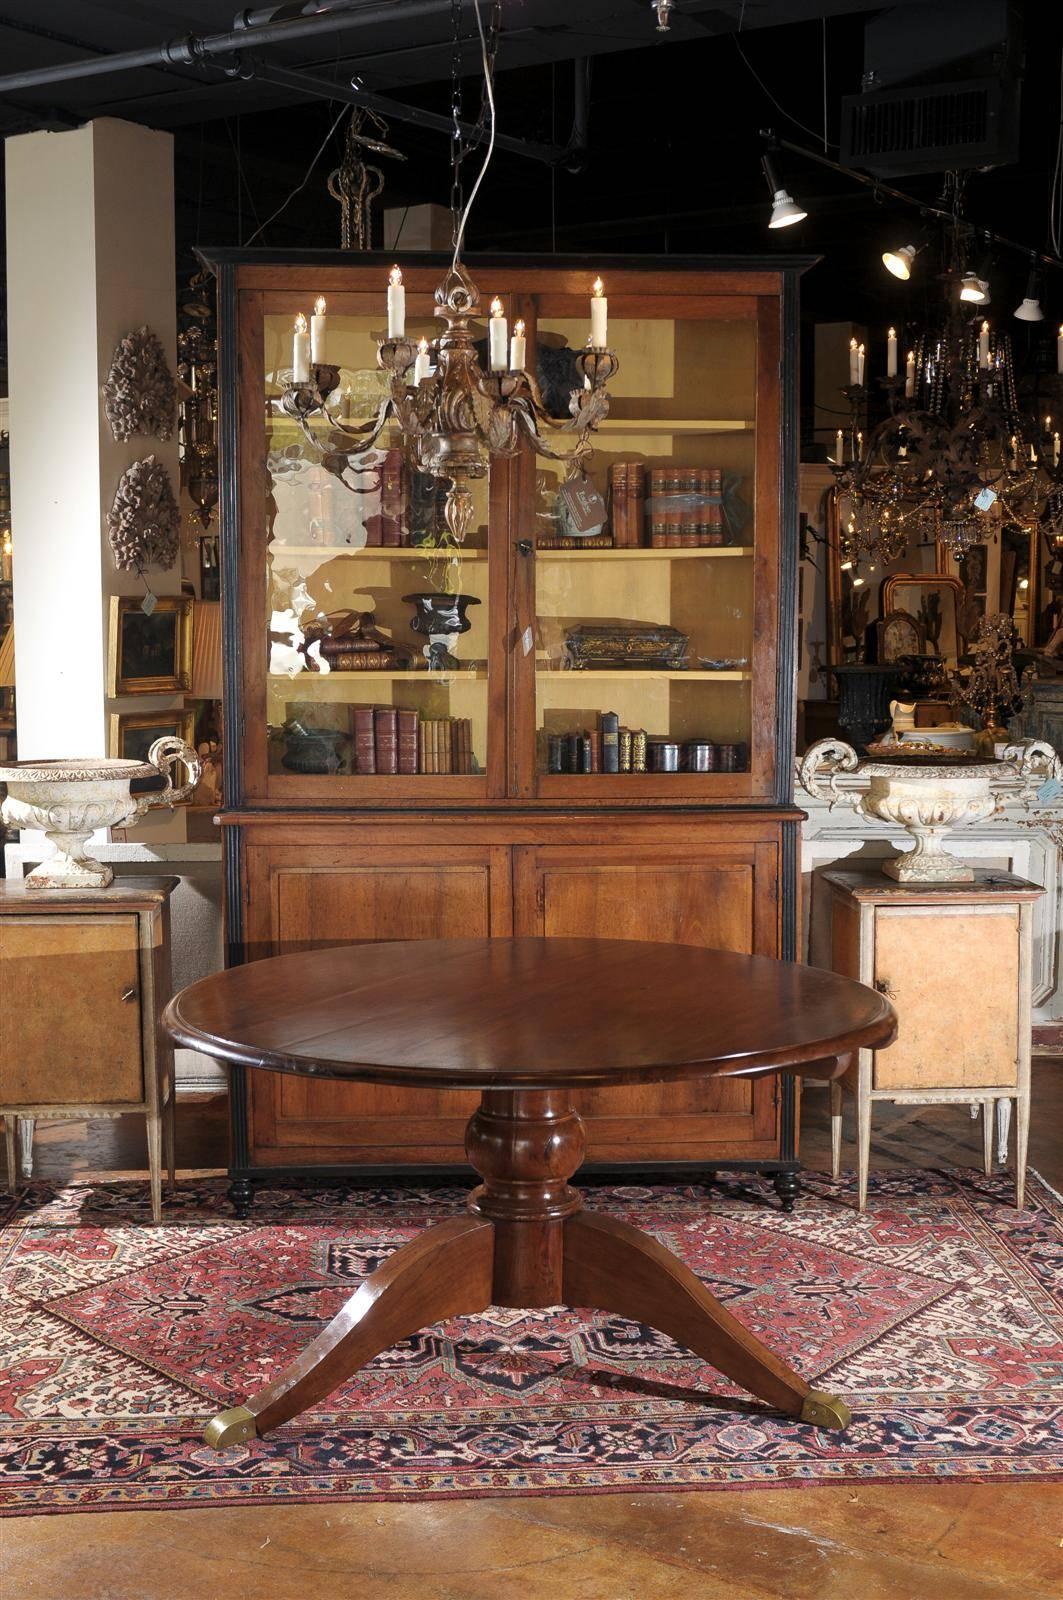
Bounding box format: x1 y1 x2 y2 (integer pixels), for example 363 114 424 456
597 418 752 435
270 667 487 681
270 545 488 560
537 546 753 560
536 668 751 681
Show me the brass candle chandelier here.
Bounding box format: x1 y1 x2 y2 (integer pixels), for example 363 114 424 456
278 0 618 544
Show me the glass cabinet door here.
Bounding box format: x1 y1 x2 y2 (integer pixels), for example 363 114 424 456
260 295 494 794
527 296 775 797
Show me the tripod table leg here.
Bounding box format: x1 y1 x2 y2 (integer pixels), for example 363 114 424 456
204 1214 495 1448
562 1208 850 1430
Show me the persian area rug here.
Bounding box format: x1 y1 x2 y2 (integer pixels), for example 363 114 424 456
2 1169 1061 1515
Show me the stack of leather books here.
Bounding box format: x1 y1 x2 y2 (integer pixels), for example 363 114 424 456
546 712 649 773
349 708 475 774
608 462 646 548
647 466 728 548
419 717 474 774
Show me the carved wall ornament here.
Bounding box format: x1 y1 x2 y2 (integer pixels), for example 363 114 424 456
103 325 177 442
107 455 180 572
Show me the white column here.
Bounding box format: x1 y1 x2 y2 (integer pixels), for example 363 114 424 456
6 118 181 762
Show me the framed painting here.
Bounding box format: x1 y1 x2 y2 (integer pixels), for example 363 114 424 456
108 708 196 774
108 595 192 696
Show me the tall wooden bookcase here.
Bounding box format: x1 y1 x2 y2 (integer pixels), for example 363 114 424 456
207 249 812 1214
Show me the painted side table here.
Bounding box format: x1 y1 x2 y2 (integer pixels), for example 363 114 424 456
816 866 1041 1209
0 876 179 1221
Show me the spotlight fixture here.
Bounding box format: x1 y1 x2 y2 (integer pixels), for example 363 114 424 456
959 270 990 305
882 242 919 280
1014 267 1044 322
960 246 992 306
760 151 806 229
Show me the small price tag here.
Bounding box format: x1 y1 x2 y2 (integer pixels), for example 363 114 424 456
140 590 157 616
558 474 607 533
974 487 997 511
521 626 534 657
1038 777 1063 804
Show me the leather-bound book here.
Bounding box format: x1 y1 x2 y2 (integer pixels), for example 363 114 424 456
618 727 633 772
397 709 418 774
600 711 620 773
419 719 431 774
632 729 648 772
589 728 601 772
351 706 376 774
464 720 474 774
580 732 593 773
547 733 563 773
373 707 398 774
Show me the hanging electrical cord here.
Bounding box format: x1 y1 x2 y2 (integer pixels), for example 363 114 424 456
244 100 349 246
450 0 501 266
1050 42 1063 258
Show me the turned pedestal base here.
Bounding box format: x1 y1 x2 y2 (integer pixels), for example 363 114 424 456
204 1089 849 1449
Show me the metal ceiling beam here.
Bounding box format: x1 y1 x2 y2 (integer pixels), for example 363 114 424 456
0 0 452 98
249 59 566 166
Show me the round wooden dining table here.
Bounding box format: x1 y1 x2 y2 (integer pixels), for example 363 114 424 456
163 936 896 1450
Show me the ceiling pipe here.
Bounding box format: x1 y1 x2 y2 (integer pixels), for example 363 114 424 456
0 0 453 97
250 58 566 166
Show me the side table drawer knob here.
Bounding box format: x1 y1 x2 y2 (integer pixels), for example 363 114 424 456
120 986 138 1003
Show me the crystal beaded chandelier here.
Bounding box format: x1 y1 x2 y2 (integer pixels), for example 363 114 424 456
279 0 618 544
831 262 1059 568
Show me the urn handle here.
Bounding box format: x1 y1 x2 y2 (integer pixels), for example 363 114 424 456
999 739 1063 809
796 738 862 807
136 737 202 816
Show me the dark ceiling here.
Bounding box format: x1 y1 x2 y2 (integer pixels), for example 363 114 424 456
0 1 1060 370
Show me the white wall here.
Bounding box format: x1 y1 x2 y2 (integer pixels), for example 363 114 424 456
6 118 181 761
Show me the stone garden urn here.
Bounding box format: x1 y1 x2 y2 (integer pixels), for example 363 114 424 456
0 737 201 889
797 737 1062 884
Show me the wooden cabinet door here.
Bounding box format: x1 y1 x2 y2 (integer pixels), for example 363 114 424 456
0 914 143 1105
872 904 1021 1090
513 842 781 1160
244 843 512 1165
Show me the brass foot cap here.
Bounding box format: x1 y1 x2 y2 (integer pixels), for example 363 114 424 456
203 1406 257 1450
800 1390 852 1431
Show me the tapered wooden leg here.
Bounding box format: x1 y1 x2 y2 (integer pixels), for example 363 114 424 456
145 1112 162 1225
997 1097 1012 1168
164 1090 176 1189
17 1116 35 1179
562 1209 848 1429
830 1081 843 1179
3 1118 15 1193
982 1100 994 1176
857 1052 872 1214
205 1214 495 1448
1015 1090 1030 1211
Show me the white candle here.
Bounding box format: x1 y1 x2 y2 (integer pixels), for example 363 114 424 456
1058 325 1063 375
1055 433 1060 468
1009 433 1018 469
387 265 405 339
292 312 310 384
905 349 915 397
413 337 432 384
310 296 327 364
887 327 897 378
1031 443 1039 465
856 431 864 455
857 343 865 386
590 277 608 349
488 297 508 371
835 429 844 463
509 318 526 372
849 337 859 385
978 320 990 369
